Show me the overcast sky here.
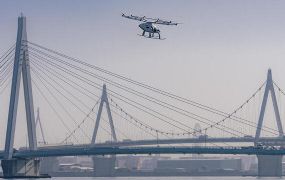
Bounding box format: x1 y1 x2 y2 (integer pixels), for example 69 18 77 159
1 0 285 147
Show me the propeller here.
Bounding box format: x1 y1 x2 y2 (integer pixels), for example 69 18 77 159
122 13 180 25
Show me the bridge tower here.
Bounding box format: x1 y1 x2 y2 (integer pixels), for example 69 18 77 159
1 15 40 178
255 69 283 177
255 69 283 142
91 84 117 143
36 108 47 145
91 84 117 176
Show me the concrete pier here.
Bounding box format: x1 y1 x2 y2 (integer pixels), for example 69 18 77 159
1 158 40 178
257 155 282 177
93 156 116 176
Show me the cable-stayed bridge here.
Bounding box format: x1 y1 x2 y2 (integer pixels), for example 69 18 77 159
1 15 285 177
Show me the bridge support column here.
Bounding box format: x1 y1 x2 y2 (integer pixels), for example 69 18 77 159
257 155 282 177
91 85 117 177
92 156 116 176
1 158 40 178
1 14 43 178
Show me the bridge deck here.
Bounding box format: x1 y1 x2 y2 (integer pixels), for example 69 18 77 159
36 137 285 149
0 146 283 159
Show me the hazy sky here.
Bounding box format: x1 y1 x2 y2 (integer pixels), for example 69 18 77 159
1 0 285 147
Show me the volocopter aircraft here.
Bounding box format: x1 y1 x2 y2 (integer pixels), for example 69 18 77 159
122 13 179 40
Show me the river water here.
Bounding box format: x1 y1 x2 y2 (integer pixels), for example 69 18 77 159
32 177 284 180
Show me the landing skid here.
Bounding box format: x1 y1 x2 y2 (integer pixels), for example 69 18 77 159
137 34 166 40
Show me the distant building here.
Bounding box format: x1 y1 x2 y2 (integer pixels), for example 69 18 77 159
57 156 93 168
139 158 158 171
40 157 59 174
116 155 170 171
116 155 142 170
156 158 242 172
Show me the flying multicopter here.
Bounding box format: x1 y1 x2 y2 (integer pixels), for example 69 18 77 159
122 13 179 39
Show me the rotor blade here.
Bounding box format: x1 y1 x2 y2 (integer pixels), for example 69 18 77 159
144 17 180 25
122 13 147 22
122 13 180 25
152 19 179 25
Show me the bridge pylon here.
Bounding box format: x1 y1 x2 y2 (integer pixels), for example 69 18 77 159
255 69 283 143
36 108 47 145
91 84 117 176
91 84 117 144
1 15 41 178
255 69 283 177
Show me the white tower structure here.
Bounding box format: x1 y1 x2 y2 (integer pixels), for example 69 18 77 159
1 15 40 178
91 84 117 176
91 84 117 144
255 69 283 143
36 108 47 145
255 69 283 177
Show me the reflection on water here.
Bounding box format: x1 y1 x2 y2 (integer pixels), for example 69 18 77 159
35 177 284 180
